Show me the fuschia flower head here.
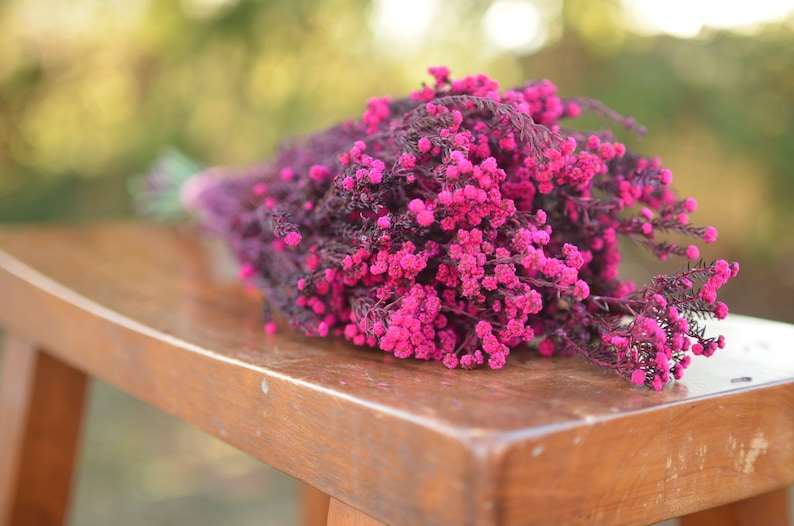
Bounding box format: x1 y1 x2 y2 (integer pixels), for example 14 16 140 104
173 67 737 390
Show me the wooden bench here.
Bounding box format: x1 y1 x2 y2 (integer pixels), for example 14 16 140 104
0 223 791 526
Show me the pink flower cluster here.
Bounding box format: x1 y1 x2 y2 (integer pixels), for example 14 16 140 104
185 67 738 389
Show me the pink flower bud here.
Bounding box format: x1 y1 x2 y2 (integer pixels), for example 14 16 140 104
284 232 302 246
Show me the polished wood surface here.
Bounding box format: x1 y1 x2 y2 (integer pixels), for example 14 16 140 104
0 338 87 526
0 223 792 525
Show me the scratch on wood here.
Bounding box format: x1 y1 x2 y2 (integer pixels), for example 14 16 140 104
735 432 769 474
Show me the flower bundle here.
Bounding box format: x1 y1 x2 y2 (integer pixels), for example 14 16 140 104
172 67 738 389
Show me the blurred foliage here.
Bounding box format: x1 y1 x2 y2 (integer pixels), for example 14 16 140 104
69 379 296 526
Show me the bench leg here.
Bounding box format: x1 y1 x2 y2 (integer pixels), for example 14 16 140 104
300 482 330 526
0 337 88 526
326 498 387 526
679 488 791 526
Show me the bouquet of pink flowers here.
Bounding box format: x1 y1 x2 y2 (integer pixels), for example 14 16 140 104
140 67 738 389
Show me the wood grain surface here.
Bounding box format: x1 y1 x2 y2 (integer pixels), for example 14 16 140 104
0 337 88 526
0 223 791 525
300 482 331 526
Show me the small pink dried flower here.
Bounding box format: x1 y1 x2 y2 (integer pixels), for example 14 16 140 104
166 67 738 390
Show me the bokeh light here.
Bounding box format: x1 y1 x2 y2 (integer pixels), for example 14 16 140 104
622 0 794 37
369 0 440 51
482 0 546 53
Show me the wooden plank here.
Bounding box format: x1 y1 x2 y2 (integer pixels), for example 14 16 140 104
0 224 792 525
326 498 387 526
300 482 330 526
679 488 790 526
0 337 88 526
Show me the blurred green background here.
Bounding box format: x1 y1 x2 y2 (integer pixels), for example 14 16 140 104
0 0 792 524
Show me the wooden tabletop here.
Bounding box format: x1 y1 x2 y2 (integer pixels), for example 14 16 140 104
0 223 792 526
